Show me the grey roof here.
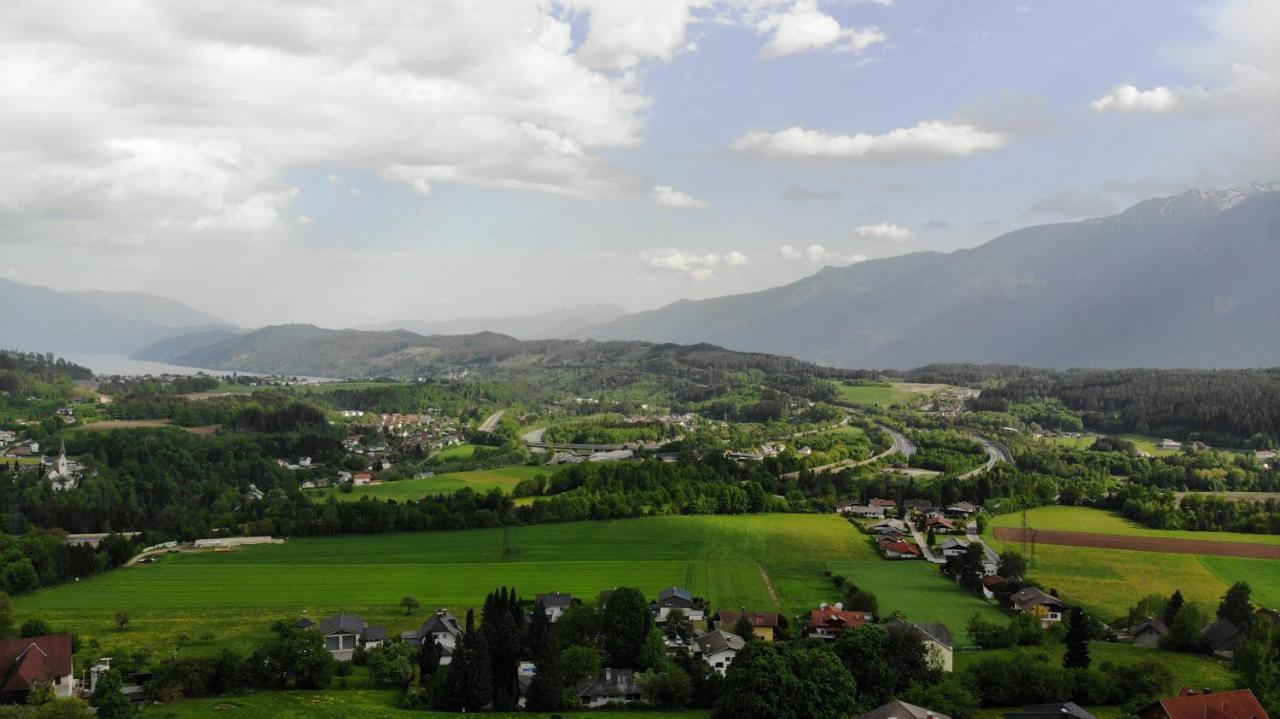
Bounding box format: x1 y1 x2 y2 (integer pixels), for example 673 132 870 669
939 538 968 550
886 618 954 649
659 587 693 604
1202 617 1241 651
419 609 462 637
1010 587 1065 610
577 668 640 698
536 592 574 608
1129 617 1168 637
1004 703 1097 719
363 626 386 642
295 618 316 629
317 613 366 635
860 699 952 719
693 630 745 656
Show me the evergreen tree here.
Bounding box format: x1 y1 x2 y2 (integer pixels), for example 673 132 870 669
1217 582 1253 628
1163 590 1184 627
443 609 492 712
733 614 756 644
1063 606 1091 669
525 601 566 711
90 669 132 719
600 587 653 667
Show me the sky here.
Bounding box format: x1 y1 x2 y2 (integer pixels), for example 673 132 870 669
1 0 1277 329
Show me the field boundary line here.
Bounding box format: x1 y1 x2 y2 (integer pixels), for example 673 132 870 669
993 527 1280 559
757 563 781 611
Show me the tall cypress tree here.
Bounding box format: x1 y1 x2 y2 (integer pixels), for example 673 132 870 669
1163 590 1184 627
1063 606 1091 670
525 601 566 711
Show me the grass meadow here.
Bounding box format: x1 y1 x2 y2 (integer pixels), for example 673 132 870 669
835 382 920 407
990 506 1280 545
15 514 1004 660
310 466 548 502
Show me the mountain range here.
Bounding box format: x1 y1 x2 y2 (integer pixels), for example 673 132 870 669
0 278 233 355
577 183 1280 369
361 303 628 340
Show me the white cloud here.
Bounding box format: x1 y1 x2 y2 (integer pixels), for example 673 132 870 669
853 222 913 240
733 121 1009 162
1090 85 1183 114
643 248 748 280
779 243 862 263
652 184 711 208
0 1 664 247
756 0 885 59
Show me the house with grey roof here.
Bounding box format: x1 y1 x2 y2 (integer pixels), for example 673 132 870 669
1009 587 1065 626
535 592 574 622
313 614 386 661
402 609 462 664
655 587 703 621
692 630 745 675
1004 703 1097 719
577 668 641 708
887 618 954 672
1128 617 1169 648
859 699 952 719
1202 617 1242 659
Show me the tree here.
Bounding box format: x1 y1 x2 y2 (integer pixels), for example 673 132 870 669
997 551 1027 579
600 587 653 667
637 664 692 708
1162 603 1210 652
442 609 491 712
0 592 13 639
399 596 420 615
251 620 335 689
114 612 129 631
20 619 53 637
90 669 132 719
664 609 694 642
367 643 415 687
714 642 857 719
1217 582 1253 629
31 698 95 719
561 644 603 685
525 602 565 712
638 626 668 671
1163 590 1184 627
733 614 756 644
1063 607 1091 669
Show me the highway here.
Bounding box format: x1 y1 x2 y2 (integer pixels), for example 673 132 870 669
959 431 1012 479
779 422 914 480
478 409 506 433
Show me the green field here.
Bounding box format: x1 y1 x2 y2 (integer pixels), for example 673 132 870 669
835 382 919 407
312 466 548 502
432 443 480 460
1201 556 1280 609
956 641 1237 691
148 690 709 718
14 514 1004 659
990 506 1280 545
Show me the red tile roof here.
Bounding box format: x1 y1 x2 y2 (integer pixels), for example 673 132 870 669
879 540 921 556
0 634 73 694
1143 689 1270 719
809 607 871 632
717 611 781 628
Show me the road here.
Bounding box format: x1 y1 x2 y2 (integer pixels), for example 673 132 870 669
909 522 946 564
779 423 914 480
958 432 1012 479
521 427 546 444
966 521 999 565
478 409 506 433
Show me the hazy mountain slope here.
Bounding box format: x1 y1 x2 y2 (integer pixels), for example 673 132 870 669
0 278 230 355
578 185 1280 369
365 303 628 339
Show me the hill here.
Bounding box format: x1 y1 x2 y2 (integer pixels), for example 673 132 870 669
364 303 628 340
578 184 1280 369
0 278 233 355
133 324 856 384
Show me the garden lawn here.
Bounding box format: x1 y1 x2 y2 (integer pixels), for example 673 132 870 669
990 506 1280 545
146 689 711 718
314 466 548 502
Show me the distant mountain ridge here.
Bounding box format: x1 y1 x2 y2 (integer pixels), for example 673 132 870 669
0 278 235 355
577 183 1280 369
134 323 848 381
363 303 628 340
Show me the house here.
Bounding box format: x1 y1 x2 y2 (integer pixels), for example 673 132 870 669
715 611 782 641
1202 617 1243 659
878 537 922 560
655 587 703 621
1159 439 1183 451
808 604 871 638
871 518 908 534
535 592 574 622
1004 703 1097 719
981 575 1007 600
313 614 387 661
938 538 969 557
859 699 952 719
1128 617 1169 648
244 484 264 501
403 609 462 664
926 515 957 533
576 668 641 708
353 472 373 486
1009 587 1065 626
1140 688 1270 719
886 618 953 672
869 498 897 510
838 501 887 518
692 630 745 674
1257 608 1280 628
0 634 75 700
945 501 978 516
903 499 935 514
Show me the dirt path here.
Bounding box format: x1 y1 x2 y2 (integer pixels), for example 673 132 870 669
758 564 781 611
993 527 1280 559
